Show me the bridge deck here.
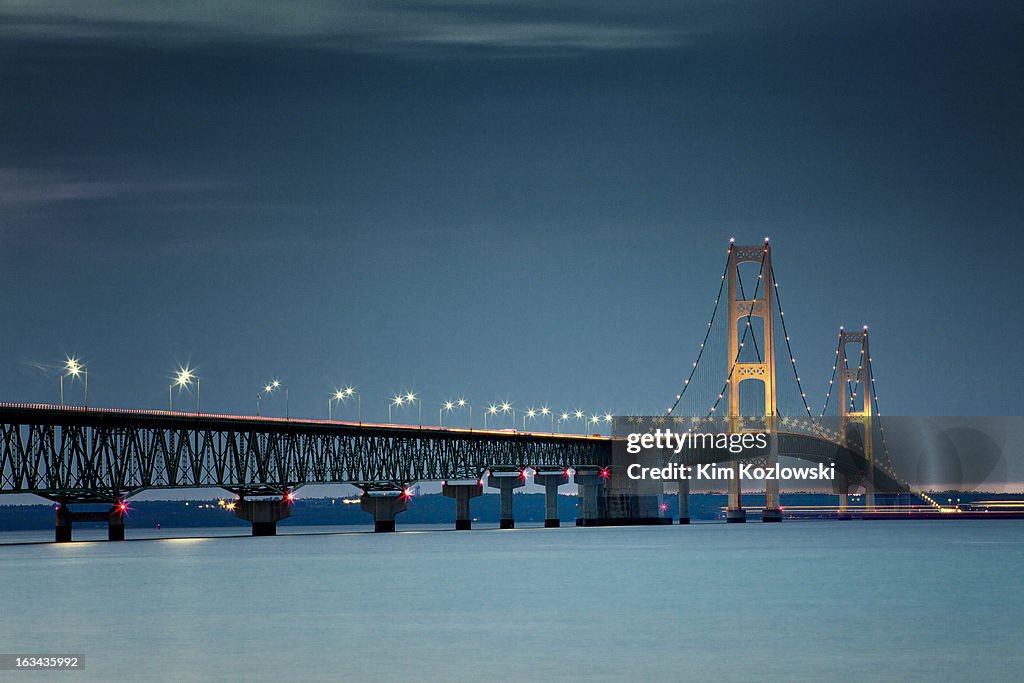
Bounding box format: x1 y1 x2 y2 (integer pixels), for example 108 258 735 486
0 404 903 502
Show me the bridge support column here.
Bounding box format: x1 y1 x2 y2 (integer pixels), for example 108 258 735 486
108 506 126 541
726 468 746 523
762 432 782 522
54 503 128 542
233 498 292 536
488 471 526 529
675 478 690 524
836 474 852 520
864 481 876 511
360 490 408 532
534 470 569 528
574 467 608 526
55 504 72 543
442 480 483 530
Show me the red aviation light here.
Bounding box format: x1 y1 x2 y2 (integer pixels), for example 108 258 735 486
284 491 296 504
599 468 610 479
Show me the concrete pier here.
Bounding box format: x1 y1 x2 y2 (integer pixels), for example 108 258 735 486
360 490 408 532
233 497 292 536
674 478 690 524
763 448 782 522
487 470 526 529
108 505 126 540
864 479 876 511
533 469 569 527
54 503 128 542
726 467 746 522
573 466 609 526
836 473 852 520
442 480 483 530
55 504 72 543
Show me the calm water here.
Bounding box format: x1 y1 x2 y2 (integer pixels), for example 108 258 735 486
1 521 1022 682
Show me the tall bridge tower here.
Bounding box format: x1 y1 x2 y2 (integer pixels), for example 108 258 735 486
838 326 874 508
726 240 781 522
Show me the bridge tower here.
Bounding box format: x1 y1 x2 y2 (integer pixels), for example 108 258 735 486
726 240 780 522
838 326 874 509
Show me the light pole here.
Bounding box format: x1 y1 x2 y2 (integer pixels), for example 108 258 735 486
344 386 361 424
574 409 586 434
441 397 471 429
170 366 197 412
558 411 570 433
540 406 553 432
389 394 405 422
523 407 538 432
406 391 421 427
329 389 345 420
60 357 87 408
603 412 614 436
500 401 514 430
485 404 498 429
257 384 269 416
332 386 360 422
260 379 286 417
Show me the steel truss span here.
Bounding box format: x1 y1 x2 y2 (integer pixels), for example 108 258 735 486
0 405 608 502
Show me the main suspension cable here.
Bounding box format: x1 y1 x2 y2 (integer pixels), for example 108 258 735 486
664 243 733 416
819 332 842 418
770 263 829 438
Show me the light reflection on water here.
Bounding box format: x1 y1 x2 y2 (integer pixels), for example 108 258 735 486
1 521 1022 682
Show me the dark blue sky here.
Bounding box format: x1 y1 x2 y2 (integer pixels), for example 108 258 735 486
1 1 1022 422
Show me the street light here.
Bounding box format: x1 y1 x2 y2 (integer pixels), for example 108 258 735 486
574 409 586 434
500 401 514 430
60 356 88 408
540 406 553 433
329 389 345 420
485 403 498 429
170 366 198 413
406 391 421 427
339 386 361 423
558 411 571 433
259 379 287 418
389 394 405 422
523 407 538 432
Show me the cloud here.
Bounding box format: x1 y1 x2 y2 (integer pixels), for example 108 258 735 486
0 0 705 55
0 168 219 205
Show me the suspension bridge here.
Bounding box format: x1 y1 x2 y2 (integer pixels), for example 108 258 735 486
0 239 923 541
